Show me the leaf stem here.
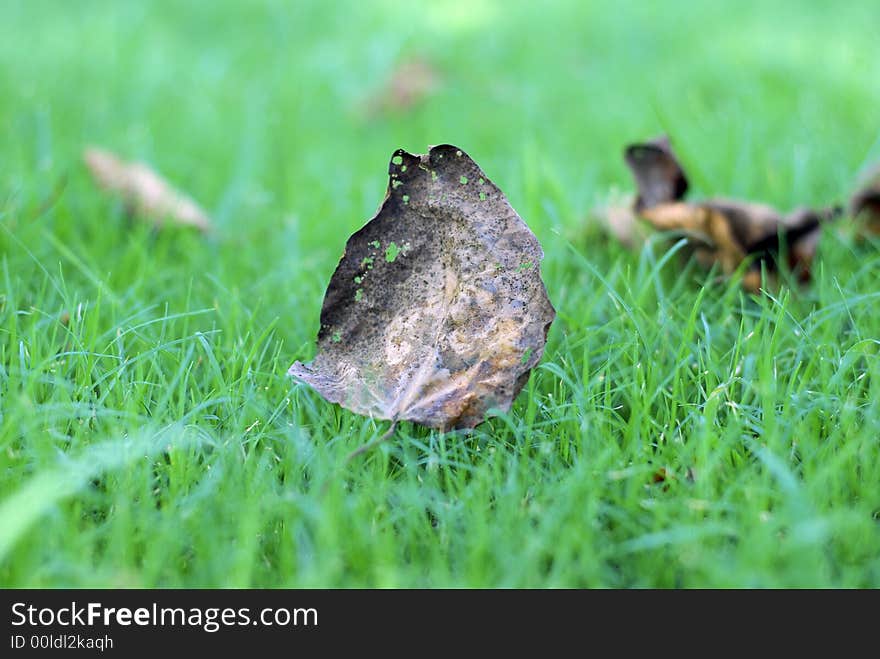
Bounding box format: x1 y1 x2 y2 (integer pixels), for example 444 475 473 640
345 420 399 463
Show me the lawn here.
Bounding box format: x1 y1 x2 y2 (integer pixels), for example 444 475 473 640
1 0 879 587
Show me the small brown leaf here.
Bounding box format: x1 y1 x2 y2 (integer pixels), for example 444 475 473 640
652 467 670 484
290 144 556 431
591 190 649 248
83 147 212 232
365 57 440 116
640 199 838 291
850 163 880 233
624 135 689 211
624 137 840 290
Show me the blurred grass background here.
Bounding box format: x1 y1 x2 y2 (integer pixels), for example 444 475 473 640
1 0 879 587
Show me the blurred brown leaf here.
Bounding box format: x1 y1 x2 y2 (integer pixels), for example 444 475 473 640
365 57 440 116
624 135 689 211
623 136 840 291
83 147 212 232
290 144 555 430
591 190 647 248
850 163 880 233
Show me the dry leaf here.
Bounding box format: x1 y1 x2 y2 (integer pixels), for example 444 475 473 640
651 467 670 484
623 136 839 291
850 163 880 233
83 147 212 232
365 57 440 116
624 135 689 211
290 144 555 430
591 189 647 248
640 199 837 291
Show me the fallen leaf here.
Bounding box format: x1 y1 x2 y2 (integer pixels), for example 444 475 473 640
591 189 648 248
624 135 689 211
640 199 838 291
83 147 212 232
290 144 555 430
364 57 440 116
651 467 671 484
850 163 880 233
623 136 840 291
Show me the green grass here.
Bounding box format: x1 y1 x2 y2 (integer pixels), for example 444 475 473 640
2 0 880 588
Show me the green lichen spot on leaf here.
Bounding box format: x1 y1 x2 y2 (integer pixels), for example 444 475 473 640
370 240 381 249
479 192 487 201
355 288 364 302
521 347 533 365
361 256 374 269
402 194 410 204
431 170 438 181
385 242 402 262
354 275 363 284
331 331 342 343
478 178 485 185
401 165 407 172
460 176 468 185
392 179 403 189
392 155 403 165
517 261 534 272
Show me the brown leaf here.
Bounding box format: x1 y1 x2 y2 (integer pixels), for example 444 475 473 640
591 190 648 248
365 57 440 116
640 199 838 291
83 147 212 232
850 163 880 233
623 135 689 211
623 137 840 290
289 144 556 430
652 467 670 484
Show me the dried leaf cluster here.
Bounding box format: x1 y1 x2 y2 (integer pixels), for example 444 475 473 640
608 136 850 292
78 126 880 442
593 136 880 293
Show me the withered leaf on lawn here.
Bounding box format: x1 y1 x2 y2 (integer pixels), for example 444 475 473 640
624 136 840 291
364 57 441 117
83 147 212 232
290 144 555 430
624 135 689 211
591 190 647 249
850 163 880 233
